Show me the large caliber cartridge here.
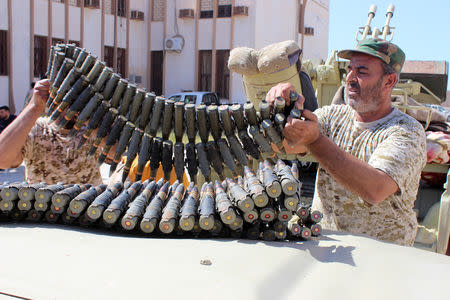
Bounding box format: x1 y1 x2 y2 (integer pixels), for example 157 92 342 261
159 183 185 234
196 142 211 182
196 105 209 143
185 143 198 183
140 181 170 233
243 166 268 208
93 66 113 92
103 181 142 225
276 160 298 196
206 141 224 180
174 102 184 142
77 100 110 147
69 184 107 214
242 209 259 224
127 89 146 123
109 78 128 108
17 183 46 212
69 92 103 132
117 84 137 117
214 180 236 225
248 125 273 155
227 135 248 166
262 160 282 198
99 120 135 166
244 102 258 126
238 130 261 160
161 140 174 181
135 133 153 181
226 178 253 212
34 183 68 211
185 104 196 143
162 100 175 140
86 108 120 156
173 142 185 182
48 67 82 115
230 104 246 131
100 72 120 100
149 137 163 180
121 180 158 230
148 96 165 137
208 105 222 141
86 182 124 220
179 185 199 231
217 138 237 175
52 184 91 209
86 60 104 83
198 183 215 231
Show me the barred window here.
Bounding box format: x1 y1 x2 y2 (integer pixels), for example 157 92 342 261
104 46 126 77
117 0 125 17
216 50 230 99
201 4 232 18
198 50 212 91
0 30 7 76
34 35 48 78
151 51 163 96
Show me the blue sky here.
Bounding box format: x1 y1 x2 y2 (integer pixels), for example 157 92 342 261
328 0 449 89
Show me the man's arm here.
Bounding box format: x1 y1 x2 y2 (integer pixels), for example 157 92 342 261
284 109 398 205
0 79 49 169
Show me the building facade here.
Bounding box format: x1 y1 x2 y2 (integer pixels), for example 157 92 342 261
0 0 329 113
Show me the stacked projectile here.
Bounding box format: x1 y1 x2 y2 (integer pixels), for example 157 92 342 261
0 170 322 241
44 43 307 183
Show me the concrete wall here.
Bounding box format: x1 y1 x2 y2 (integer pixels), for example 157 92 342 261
3 0 329 110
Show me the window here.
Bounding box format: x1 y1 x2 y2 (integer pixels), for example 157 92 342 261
200 10 213 18
169 95 182 102
34 35 48 78
104 46 126 77
52 38 64 46
216 50 230 99
151 51 163 96
304 27 314 36
185 95 196 104
0 30 7 76
217 5 231 17
198 50 212 91
117 0 125 17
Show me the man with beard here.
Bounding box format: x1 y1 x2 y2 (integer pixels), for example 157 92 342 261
0 106 17 133
266 38 426 246
0 79 103 185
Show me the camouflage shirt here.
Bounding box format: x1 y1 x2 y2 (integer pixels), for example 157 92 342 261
312 105 426 246
22 117 103 185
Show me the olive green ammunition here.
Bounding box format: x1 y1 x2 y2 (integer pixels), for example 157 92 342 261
198 183 215 231
52 184 91 209
275 198 292 222
44 210 60 223
174 102 184 142
135 133 153 181
262 120 283 149
128 89 145 123
295 202 310 221
140 181 170 233
49 57 74 98
173 142 185 182
217 138 237 175
208 105 222 141
71 47 82 62
121 180 158 230
259 100 271 120
238 130 261 160
77 100 110 147
160 140 174 181
148 96 165 137
99 120 134 166
289 108 302 120
309 223 322 236
89 111 123 158
275 230 287 240
219 105 235 137
162 99 175 140
51 75 90 122
227 214 243 231
26 209 43 222
105 116 130 174
61 211 77 224
284 193 299 211
262 223 276 241
117 84 137 117
244 102 258 126
260 204 276 222
1 182 27 202
210 219 224 236
196 143 211 182
226 178 253 212
93 66 113 92
103 181 142 225
69 92 103 132
86 60 104 83
230 104 246 131
288 220 301 236
274 113 286 134
262 160 282 198
179 185 199 231
122 128 144 182
185 104 196 143
100 72 120 100
276 160 298 196
196 105 209 143
63 85 95 134
243 166 268 207
306 210 323 223
137 93 156 130
149 137 163 179
69 184 107 214
214 180 236 225
227 135 248 166
159 183 185 234
49 51 66 84
248 125 273 154
185 143 198 183
65 44 76 59
51 204 65 215
34 183 67 211
17 183 46 212
74 49 89 68
0 200 14 212
273 220 287 232
206 141 224 180
87 182 124 220
79 54 97 75
274 97 286 115
110 78 128 108
300 226 312 239
243 209 259 223
237 176 245 188
48 67 82 115
46 46 56 77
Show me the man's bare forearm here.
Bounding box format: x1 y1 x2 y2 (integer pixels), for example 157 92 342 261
307 133 398 204
0 102 45 168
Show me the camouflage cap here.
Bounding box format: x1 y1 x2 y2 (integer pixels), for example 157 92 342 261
337 38 405 73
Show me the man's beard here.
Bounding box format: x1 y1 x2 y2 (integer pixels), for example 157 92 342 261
345 78 384 114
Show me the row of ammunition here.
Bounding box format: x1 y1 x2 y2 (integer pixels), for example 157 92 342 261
44 43 304 183
0 161 322 241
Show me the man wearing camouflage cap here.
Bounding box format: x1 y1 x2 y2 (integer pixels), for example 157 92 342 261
267 38 426 246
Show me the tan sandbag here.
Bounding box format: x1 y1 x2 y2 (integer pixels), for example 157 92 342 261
257 40 300 74
227 47 259 76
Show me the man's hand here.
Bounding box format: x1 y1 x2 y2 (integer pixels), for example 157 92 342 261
31 79 50 110
283 102 320 148
265 82 305 107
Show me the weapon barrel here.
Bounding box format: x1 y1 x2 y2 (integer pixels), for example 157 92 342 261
381 4 394 40
362 5 377 40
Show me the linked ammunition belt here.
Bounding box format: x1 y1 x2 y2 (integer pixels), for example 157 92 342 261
0 160 323 241
44 43 305 183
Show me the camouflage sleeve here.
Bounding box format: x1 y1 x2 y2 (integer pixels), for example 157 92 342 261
368 122 426 195
21 121 43 161
313 105 331 136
